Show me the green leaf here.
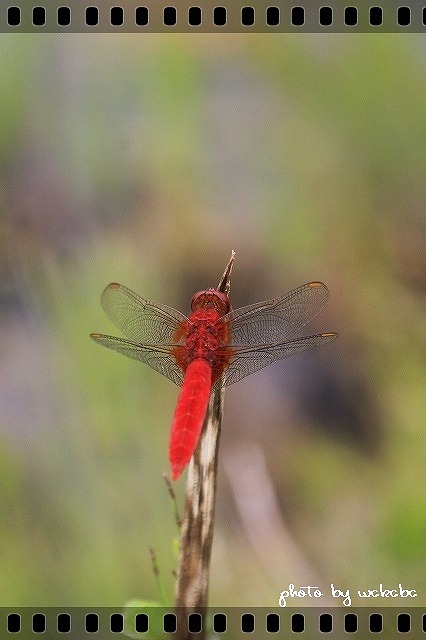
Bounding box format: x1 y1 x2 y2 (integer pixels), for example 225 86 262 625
123 599 166 640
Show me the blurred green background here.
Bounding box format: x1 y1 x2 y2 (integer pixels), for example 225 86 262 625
0 33 425 608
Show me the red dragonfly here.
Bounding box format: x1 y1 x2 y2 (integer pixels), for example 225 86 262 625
91 281 337 480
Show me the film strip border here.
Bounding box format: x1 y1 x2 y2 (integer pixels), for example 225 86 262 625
2 1 426 32
1 608 425 637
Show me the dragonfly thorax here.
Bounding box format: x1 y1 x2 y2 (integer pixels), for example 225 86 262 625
184 308 232 379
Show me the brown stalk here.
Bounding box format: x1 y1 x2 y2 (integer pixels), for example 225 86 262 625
174 251 235 639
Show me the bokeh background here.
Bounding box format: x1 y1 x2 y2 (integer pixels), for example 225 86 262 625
0 33 425 607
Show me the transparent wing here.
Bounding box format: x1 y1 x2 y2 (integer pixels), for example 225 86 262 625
216 332 338 389
90 333 185 387
223 282 331 347
100 282 188 345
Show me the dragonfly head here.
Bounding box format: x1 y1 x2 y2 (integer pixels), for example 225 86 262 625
190 288 231 315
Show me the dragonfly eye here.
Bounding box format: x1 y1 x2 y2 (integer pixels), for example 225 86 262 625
191 289 231 315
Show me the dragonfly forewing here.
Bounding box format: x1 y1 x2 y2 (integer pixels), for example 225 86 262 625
223 282 330 347
100 282 188 345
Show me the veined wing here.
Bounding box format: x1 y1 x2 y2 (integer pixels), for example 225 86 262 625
90 333 185 387
100 282 188 345
223 282 331 347
215 332 338 389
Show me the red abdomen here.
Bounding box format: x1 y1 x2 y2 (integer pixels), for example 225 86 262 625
169 358 212 480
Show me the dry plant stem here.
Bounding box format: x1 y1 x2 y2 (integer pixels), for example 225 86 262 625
163 472 182 529
174 252 235 639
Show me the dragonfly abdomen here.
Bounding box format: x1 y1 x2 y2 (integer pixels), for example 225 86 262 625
168 358 212 480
